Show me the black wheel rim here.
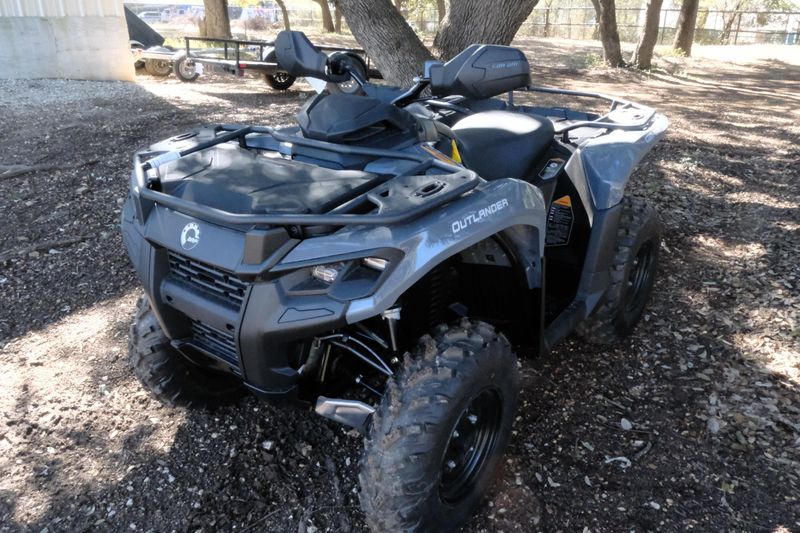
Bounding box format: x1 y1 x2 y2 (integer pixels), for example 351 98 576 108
273 72 290 83
440 387 503 503
624 240 655 321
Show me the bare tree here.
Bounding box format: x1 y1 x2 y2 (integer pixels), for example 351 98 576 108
434 0 539 60
632 0 664 69
274 0 291 31
337 0 434 84
673 0 699 55
719 3 745 43
542 0 555 37
333 0 343 32
312 0 336 32
201 0 231 38
596 0 624 66
436 0 446 23
589 0 602 39
394 0 403 10
339 0 542 84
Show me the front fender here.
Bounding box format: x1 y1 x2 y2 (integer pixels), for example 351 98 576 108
277 179 547 323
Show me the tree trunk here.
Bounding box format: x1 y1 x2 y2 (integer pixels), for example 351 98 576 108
632 0 663 69
275 0 291 31
338 0 434 85
673 0 699 56
312 0 335 32
589 0 602 39
394 0 403 11
720 8 742 44
332 0 343 32
201 0 230 39
596 0 624 67
543 6 551 37
436 0 446 23
434 0 539 60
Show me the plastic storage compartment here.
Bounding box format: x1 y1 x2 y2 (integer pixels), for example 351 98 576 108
429 44 530 100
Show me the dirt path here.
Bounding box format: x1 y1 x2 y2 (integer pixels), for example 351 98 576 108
1 41 798 532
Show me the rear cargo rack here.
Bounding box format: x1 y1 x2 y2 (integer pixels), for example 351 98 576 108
133 125 479 228
518 86 658 135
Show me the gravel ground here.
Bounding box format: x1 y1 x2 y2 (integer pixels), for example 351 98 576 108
1 40 798 532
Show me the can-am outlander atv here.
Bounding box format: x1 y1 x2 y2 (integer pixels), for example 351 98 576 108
122 31 667 532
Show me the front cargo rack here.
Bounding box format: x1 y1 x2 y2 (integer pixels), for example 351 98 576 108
133 124 479 228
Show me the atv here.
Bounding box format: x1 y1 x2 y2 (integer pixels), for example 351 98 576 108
121 31 667 532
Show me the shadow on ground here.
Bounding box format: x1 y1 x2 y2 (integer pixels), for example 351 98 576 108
1 42 798 532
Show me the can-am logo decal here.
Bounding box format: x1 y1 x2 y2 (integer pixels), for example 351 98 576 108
491 60 524 69
451 198 509 234
180 222 200 250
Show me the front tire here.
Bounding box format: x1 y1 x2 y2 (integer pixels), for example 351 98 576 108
129 296 245 408
577 196 661 344
359 319 519 532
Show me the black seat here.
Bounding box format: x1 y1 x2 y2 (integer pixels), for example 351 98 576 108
452 111 554 181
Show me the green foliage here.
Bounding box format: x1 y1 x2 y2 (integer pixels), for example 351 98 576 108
231 0 264 7
699 0 799 10
657 45 688 57
565 51 604 69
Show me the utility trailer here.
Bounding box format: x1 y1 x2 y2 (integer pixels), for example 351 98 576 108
173 36 381 92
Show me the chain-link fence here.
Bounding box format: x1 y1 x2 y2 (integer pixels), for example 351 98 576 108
517 6 800 45
125 2 800 46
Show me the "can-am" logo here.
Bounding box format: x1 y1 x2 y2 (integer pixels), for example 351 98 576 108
180 222 201 250
451 198 509 234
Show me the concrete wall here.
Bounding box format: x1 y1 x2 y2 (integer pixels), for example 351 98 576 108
0 0 134 81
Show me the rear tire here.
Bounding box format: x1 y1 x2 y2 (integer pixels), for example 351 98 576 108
129 296 245 408
577 196 661 344
359 319 519 532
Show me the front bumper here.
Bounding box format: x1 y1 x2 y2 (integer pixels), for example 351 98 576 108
121 198 349 397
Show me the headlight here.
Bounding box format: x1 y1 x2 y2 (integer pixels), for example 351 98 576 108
311 263 344 283
362 257 388 271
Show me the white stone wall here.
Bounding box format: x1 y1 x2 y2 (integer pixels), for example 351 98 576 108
0 0 134 81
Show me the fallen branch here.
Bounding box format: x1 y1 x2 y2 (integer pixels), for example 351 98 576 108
0 159 99 179
0 164 57 179
0 235 90 262
242 508 283 532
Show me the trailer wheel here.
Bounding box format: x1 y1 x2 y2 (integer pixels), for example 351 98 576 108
327 55 367 95
173 52 199 82
131 41 145 70
264 71 296 91
145 58 172 77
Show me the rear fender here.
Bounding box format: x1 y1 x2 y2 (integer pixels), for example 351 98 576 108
277 178 547 323
572 113 669 210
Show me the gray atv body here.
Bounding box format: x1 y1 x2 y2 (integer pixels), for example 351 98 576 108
122 31 667 531
122 93 665 399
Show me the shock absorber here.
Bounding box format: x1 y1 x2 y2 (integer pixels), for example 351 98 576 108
382 307 401 353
